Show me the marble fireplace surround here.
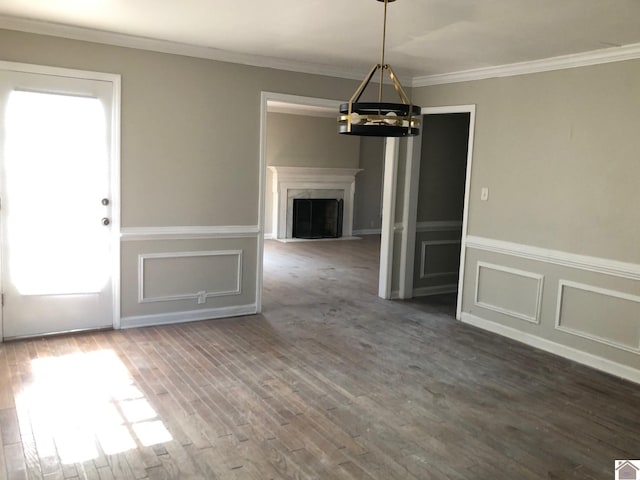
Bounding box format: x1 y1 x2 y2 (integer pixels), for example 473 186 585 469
268 166 362 240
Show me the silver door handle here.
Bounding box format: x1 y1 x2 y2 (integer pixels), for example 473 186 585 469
102 217 110 226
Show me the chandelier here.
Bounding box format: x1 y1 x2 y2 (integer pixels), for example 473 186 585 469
338 0 420 137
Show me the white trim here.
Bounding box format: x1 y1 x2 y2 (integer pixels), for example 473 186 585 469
0 60 123 83
263 233 274 240
474 262 544 325
555 280 640 354
121 225 260 241
138 250 243 304
121 304 257 329
461 312 640 385
352 228 381 236
465 235 640 281
379 138 399 299
416 221 463 233
398 135 421 299
0 16 367 82
257 92 269 313
110 70 122 330
457 106 476 320
419 240 461 279
412 43 640 87
413 285 457 297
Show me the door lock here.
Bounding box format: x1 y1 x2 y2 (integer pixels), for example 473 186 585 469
102 217 110 226
101 198 110 206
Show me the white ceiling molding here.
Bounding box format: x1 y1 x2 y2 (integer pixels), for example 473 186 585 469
412 42 640 87
2 14 640 89
0 15 366 82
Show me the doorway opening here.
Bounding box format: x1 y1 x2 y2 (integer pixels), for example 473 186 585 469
397 105 476 319
257 92 387 312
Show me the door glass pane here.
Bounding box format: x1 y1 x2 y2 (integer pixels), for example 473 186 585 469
4 90 109 295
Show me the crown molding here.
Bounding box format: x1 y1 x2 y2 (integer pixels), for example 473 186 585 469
0 15 367 82
2 15 639 88
412 42 640 87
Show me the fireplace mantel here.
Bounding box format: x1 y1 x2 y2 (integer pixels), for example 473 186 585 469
268 166 363 240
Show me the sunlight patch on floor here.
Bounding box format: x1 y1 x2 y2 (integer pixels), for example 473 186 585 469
16 349 172 464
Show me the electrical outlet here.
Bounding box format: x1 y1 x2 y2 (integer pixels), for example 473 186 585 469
197 291 206 304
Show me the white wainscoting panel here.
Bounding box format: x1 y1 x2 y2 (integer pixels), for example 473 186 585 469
555 280 640 353
474 262 544 324
138 250 242 304
420 239 461 279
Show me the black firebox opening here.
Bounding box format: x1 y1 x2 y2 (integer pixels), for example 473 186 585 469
292 198 343 239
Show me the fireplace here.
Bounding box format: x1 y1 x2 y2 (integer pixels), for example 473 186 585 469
268 166 362 240
292 199 343 239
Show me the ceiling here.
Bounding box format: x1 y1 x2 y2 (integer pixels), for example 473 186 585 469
1 0 640 82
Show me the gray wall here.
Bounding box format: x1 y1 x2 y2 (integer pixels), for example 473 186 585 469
412 59 640 373
0 28 371 323
264 112 360 236
353 137 384 232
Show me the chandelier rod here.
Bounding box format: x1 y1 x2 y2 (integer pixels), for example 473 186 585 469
378 0 388 103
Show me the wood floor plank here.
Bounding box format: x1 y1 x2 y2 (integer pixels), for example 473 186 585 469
4 442 27 480
1 236 639 479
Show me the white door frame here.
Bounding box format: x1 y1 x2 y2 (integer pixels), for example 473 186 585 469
0 61 121 340
378 137 399 299
397 105 476 319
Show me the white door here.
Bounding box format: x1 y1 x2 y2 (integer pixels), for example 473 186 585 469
0 69 116 339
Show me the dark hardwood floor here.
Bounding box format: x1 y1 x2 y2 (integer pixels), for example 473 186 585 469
1 235 639 479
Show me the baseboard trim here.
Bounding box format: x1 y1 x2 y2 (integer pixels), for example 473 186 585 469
264 233 274 240
353 228 381 236
121 304 257 329
460 312 640 385
413 285 458 297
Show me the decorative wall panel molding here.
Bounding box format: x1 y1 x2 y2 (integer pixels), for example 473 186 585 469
419 240 461 279
474 262 544 324
555 280 640 353
138 250 242 303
